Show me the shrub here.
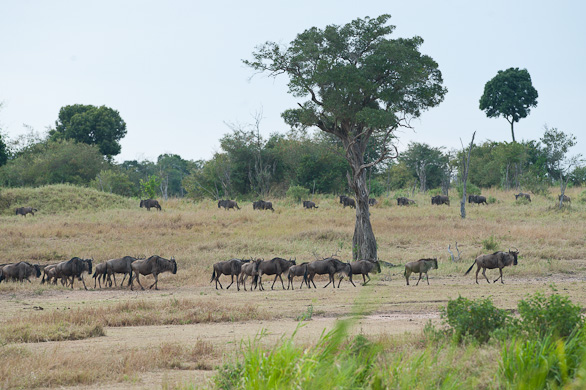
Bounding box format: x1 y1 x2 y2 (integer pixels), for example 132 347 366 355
456 181 481 199
487 196 497 204
579 190 586 204
441 296 510 343
286 185 310 202
481 235 499 251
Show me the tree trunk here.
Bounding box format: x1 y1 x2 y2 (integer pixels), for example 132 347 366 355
460 132 476 219
350 169 377 261
510 120 516 143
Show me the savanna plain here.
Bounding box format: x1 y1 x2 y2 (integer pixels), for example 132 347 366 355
1 185 586 389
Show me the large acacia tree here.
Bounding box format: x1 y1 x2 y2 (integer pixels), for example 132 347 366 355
245 15 446 260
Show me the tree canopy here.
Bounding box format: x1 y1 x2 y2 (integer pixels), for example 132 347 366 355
479 68 538 142
49 104 127 157
245 14 447 260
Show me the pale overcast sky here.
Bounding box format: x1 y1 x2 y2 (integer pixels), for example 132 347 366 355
1 1 584 163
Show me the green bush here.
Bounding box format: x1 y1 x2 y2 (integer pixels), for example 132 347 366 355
286 185 310 202
481 235 499 251
487 196 497 204
441 296 510 343
456 181 481 199
579 190 586 204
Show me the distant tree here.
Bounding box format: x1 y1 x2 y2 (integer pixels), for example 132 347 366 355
245 15 446 260
140 175 161 199
479 68 538 142
49 104 127 157
91 168 136 197
400 142 448 193
0 132 8 167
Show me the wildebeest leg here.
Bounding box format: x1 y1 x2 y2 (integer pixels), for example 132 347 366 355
120 274 127 286
323 274 334 288
241 275 247 291
80 275 88 290
226 274 234 289
405 269 411 286
426 272 430 285
481 268 490 284
278 274 285 290
494 268 504 284
287 274 292 290
148 274 159 289
135 274 146 290
270 274 280 290
309 274 317 289
363 273 371 286
112 273 117 287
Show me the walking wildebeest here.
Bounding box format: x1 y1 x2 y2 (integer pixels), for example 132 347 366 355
287 262 309 290
218 199 240 210
211 258 244 290
559 194 571 203
93 262 108 288
368 198 377 206
307 258 355 289
41 264 59 285
404 258 438 286
515 193 531 202
303 200 318 209
431 195 450 206
239 259 262 291
339 195 356 209
464 249 519 284
397 197 415 206
0 262 41 282
468 195 488 205
130 255 177 290
257 257 296 290
55 257 93 290
105 256 138 287
253 200 275 212
350 259 381 285
15 207 38 217
140 199 162 211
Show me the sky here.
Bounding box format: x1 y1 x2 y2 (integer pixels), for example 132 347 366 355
1 1 585 164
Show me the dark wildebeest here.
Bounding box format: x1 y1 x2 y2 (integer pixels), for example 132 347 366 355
404 258 438 286
257 257 296 290
253 200 275 212
287 262 309 290
218 199 240 210
93 262 108 288
368 198 377 206
468 195 488 205
0 262 41 282
211 259 244 290
303 200 318 209
350 259 381 286
41 264 59 285
55 257 93 290
431 195 450 206
105 256 138 287
307 258 354 289
15 207 38 217
397 197 415 206
559 194 571 203
130 255 177 290
140 199 162 211
515 193 531 202
339 195 356 209
239 259 262 291
465 249 519 284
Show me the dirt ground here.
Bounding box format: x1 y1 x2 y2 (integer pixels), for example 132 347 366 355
4 270 586 389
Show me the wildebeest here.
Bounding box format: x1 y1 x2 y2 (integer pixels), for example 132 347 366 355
41 264 59 285
239 259 262 291
464 249 519 284
130 255 177 290
15 207 38 217
0 262 41 282
105 256 138 287
211 258 244 290
468 195 488 205
55 257 93 290
397 197 415 206
257 257 296 290
431 195 450 206
218 199 240 210
307 258 354 288
287 262 309 290
559 194 571 203
339 195 356 209
93 262 108 288
515 193 531 202
350 259 381 285
253 200 274 212
140 199 162 211
404 258 438 286
368 198 377 206
303 200 318 209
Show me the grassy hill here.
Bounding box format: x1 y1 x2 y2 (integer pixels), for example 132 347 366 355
0 184 136 215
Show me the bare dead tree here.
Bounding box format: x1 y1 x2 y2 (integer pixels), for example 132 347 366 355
460 131 476 219
448 242 462 262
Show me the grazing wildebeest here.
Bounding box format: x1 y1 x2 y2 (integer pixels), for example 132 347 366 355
307 258 354 289
404 258 438 286
464 249 519 284
0 262 41 282
55 257 93 290
339 195 356 209
15 207 38 217
239 258 262 291
218 199 240 210
93 262 108 288
515 193 531 202
368 198 377 206
130 255 177 290
105 256 138 287
303 200 318 209
468 195 488 205
397 197 415 206
431 195 450 206
559 194 571 203
253 200 274 212
350 259 381 285
287 262 309 290
211 259 244 290
257 257 296 290
140 199 162 211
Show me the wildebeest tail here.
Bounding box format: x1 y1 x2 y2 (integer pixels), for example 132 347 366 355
464 260 477 275
210 269 216 283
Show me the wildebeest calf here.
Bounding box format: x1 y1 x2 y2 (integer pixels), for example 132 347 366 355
404 258 438 286
287 262 309 290
339 195 356 209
